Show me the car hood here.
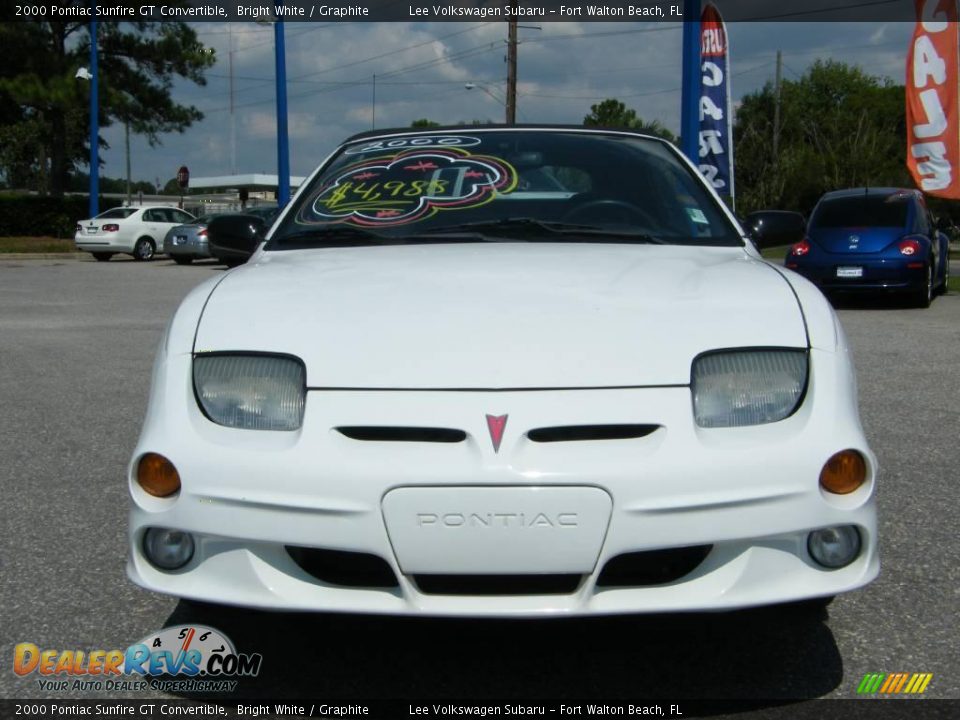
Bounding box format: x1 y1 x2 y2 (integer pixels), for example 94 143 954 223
194 243 807 388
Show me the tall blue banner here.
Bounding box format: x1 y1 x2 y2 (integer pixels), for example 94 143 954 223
698 3 734 207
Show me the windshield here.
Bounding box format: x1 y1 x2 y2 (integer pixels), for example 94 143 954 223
268 130 741 249
95 208 138 220
812 194 910 229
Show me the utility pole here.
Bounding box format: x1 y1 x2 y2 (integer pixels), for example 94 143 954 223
506 7 517 124
773 50 782 168
372 73 376 129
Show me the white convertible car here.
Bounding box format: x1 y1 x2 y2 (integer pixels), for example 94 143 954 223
128 127 878 615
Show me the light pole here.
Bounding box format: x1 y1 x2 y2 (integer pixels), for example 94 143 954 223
274 9 290 206
257 10 291 206
464 83 508 109
88 17 99 217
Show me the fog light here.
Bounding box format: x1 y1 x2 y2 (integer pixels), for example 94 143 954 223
808 525 861 569
137 453 181 497
819 449 866 494
143 527 195 570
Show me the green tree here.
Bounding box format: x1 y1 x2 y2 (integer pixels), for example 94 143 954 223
0 18 214 196
583 98 676 142
410 118 441 128
734 60 910 215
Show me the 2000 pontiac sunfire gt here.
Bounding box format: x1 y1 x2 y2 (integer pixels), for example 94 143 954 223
128 127 878 615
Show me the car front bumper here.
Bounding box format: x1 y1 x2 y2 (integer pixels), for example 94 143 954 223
128 348 879 616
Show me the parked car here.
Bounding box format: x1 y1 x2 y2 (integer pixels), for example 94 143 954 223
75 206 196 262
206 206 281 267
163 215 220 265
785 187 950 307
128 126 878 615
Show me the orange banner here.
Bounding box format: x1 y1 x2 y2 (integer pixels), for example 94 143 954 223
906 0 960 197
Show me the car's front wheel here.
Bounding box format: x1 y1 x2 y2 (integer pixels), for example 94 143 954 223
91 252 113 262
172 255 194 266
133 237 156 262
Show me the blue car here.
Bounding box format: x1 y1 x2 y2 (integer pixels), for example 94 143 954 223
785 188 950 307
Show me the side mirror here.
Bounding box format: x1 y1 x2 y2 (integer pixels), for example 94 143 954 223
206 214 267 265
743 210 806 250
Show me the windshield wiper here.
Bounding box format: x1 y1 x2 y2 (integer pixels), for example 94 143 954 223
417 217 665 243
270 219 666 249
269 226 414 249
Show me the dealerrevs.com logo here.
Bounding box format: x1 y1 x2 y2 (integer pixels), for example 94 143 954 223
13 625 262 693
856 673 934 695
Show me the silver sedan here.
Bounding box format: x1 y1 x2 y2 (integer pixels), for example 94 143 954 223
162 215 220 265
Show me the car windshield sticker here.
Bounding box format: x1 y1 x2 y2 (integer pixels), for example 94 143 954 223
686 207 709 224
300 148 518 227
343 135 482 155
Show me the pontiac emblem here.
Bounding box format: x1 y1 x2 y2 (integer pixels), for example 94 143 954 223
485 414 508 453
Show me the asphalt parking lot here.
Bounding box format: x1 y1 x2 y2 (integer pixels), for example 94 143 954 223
1 255 958 711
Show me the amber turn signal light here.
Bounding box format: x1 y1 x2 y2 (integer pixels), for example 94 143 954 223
137 453 181 498
819 450 867 495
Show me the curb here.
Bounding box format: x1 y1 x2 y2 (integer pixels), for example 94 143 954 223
0 253 81 260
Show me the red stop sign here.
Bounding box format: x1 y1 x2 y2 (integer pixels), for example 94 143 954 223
176 165 190 189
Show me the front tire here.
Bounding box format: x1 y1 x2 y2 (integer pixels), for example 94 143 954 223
172 255 194 266
91 252 114 262
133 237 155 262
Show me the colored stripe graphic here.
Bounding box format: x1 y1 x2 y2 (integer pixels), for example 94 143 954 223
857 673 885 694
858 673 932 694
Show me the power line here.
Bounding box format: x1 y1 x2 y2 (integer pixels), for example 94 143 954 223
196 42 501 114
195 23 494 103
520 61 775 101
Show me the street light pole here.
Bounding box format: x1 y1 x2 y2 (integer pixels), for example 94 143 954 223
274 8 290 206
89 16 99 217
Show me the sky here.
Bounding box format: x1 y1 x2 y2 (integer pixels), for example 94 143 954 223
94 20 916 188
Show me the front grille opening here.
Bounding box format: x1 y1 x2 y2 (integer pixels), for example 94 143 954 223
596 545 713 587
528 424 660 443
414 574 582 596
336 426 467 443
286 546 399 588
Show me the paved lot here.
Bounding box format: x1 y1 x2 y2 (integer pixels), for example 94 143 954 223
1 256 958 710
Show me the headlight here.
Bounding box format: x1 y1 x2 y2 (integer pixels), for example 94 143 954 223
193 354 305 430
692 349 807 428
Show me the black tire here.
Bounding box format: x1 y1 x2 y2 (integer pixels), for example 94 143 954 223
911 262 933 308
172 255 194 266
936 252 950 295
133 237 156 262
91 252 113 262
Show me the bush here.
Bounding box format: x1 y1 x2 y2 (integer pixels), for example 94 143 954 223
0 195 121 238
